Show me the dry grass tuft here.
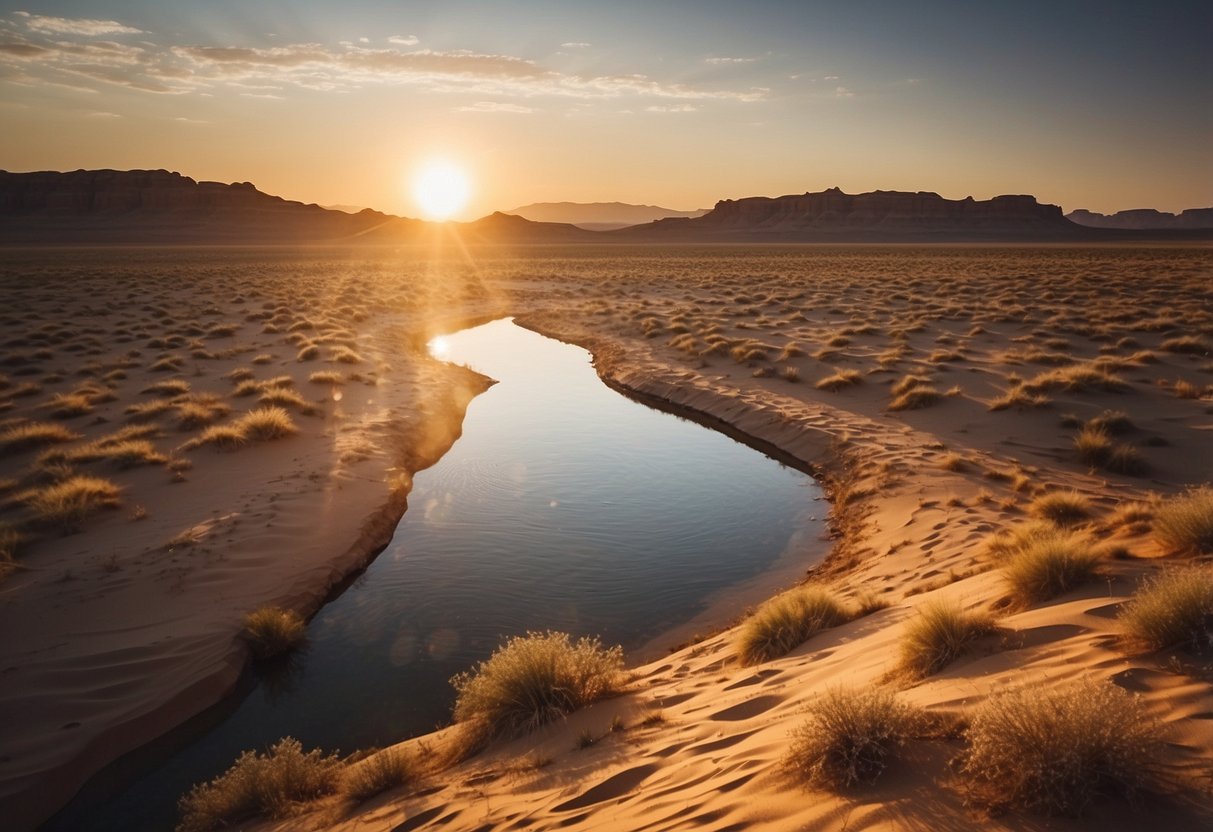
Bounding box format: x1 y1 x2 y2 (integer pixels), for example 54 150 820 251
1003 526 1100 605
176 737 341 832
241 406 298 440
1153 487 1213 554
242 607 305 659
451 631 622 739
340 748 413 802
738 587 848 665
897 600 995 678
961 679 1168 816
784 687 922 789
1120 566 1213 651
21 475 121 531
815 369 862 392
1028 491 1092 526
0 421 79 454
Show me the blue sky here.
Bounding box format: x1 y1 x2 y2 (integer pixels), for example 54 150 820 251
1 1 1209 217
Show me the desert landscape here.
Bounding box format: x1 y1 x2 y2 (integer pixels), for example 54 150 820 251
2 3 1211 831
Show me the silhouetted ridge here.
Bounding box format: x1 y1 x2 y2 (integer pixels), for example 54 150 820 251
616 187 1085 241
1067 207 1213 230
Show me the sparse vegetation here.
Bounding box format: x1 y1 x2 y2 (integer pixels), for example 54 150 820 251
1002 526 1100 605
897 600 994 678
737 587 847 665
451 631 623 738
340 747 413 802
176 737 341 832
242 607 305 659
0 421 79 454
1028 491 1092 526
784 686 921 789
1120 566 1213 651
961 680 1167 815
815 369 861 392
21 475 122 531
1153 487 1213 553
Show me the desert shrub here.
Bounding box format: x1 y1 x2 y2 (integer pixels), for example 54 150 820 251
1103 443 1148 476
1087 409 1133 434
176 738 341 832
1153 487 1213 553
187 425 247 450
231 380 261 397
44 439 167 469
1074 425 1113 466
240 406 298 440
451 631 623 738
1121 566 1213 650
1003 528 1100 604
815 369 861 392
1028 491 1092 526
332 346 363 364
961 680 1167 815
1020 363 1127 395
126 399 175 422
785 687 921 789
308 371 344 385
143 379 191 396
296 344 319 361
738 587 847 665
889 384 942 411
1161 335 1208 355
0 421 79 454
340 748 413 802
897 600 994 678
988 386 1050 411
242 607 305 658
258 388 307 409
22 475 121 530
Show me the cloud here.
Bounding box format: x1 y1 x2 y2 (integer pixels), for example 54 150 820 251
561 42 591 48
19 13 144 37
388 35 419 46
456 100 535 113
0 28 767 106
646 103 698 113
834 85 854 98
704 57 756 65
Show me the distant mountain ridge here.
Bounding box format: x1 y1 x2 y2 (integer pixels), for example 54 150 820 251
0 169 593 244
615 187 1088 241
2 171 1208 244
1066 207 1213 230
505 201 709 230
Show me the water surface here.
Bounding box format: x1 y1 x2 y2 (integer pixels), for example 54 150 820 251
62 317 823 830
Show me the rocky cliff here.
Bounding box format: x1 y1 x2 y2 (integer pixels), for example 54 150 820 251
0 170 591 244
617 187 1088 241
0 168 414 243
1067 207 1213 230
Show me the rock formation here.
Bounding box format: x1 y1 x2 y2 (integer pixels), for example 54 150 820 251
1067 207 1213 230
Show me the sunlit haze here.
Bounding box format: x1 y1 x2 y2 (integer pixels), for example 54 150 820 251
0 1 1209 218
412 160 472 221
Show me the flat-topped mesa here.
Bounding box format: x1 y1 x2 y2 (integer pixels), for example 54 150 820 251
696 187 1070 233
1067 207 1213 230
0 168 308 215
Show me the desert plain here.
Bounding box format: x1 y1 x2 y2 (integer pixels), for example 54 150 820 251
1 241 1211 831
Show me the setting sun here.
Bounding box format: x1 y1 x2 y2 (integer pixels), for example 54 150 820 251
411 160 471 221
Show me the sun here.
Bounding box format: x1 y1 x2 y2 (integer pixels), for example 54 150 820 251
411 160 471 221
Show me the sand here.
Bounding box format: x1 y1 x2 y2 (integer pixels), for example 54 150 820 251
2 244 1211 830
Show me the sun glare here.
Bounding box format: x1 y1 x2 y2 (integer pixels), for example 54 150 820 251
412 160 471 221
429 335 450 358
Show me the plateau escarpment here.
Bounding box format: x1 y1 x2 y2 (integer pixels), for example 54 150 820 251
618 187 1086 241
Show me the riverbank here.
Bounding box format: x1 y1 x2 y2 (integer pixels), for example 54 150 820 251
249 244 1212 831
0 250 499 829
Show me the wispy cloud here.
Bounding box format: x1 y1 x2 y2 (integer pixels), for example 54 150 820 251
646 103 698 113
15 12 144 37
704 57 756 65
561 42 591 49
456 100 535 114
0 17 766 106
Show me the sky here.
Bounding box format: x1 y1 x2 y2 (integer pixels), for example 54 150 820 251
1 1 1210 219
